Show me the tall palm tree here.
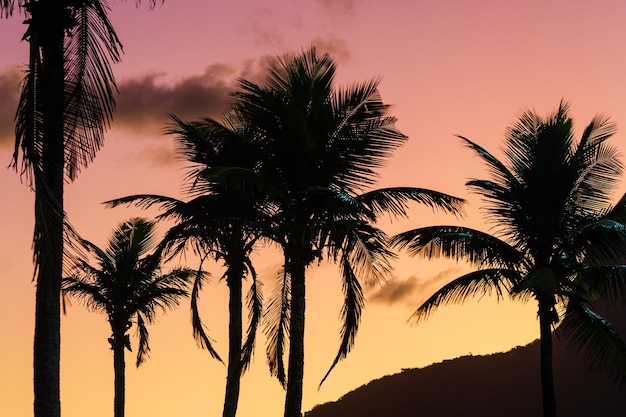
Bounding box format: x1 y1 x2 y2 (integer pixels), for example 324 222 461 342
232 47 465 417
391 102 626 417
105 114 270 417
62 218 194 417
1 1 159 416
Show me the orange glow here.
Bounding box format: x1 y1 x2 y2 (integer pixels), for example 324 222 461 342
2 1 626 416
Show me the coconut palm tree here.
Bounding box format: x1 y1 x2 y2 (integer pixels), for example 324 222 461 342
105 114 270 417
391 102 626 417
63 218 194 417
1 1 158 415
232 47 465 417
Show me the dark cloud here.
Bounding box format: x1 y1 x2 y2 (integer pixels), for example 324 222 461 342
367 268 462 308
114 63 236 135
0 66 23 149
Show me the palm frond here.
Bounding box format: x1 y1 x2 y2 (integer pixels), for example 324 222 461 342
319 258 364 387
411 268 521 322
1 0 15 17
391 226 524 268
241 263 263 372
558 300 626 385
264 268 290 387
358 187 465 219
135 312 150 367
63 0 122 179
189 266 222 362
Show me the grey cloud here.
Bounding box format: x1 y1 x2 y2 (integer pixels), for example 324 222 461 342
367 268 462 308
0 63 237 147
114 63 236 135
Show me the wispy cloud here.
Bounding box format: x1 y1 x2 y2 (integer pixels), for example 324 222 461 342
367 268 462 308
314 0 357 16
311 35 351 64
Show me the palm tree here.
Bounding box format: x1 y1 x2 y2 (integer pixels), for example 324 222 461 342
232 47 465 417
391 102 626 417
62 218 194 417
105 114 270 417
1 1 158 416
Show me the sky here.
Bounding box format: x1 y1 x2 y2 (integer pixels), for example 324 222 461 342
2 1 626 416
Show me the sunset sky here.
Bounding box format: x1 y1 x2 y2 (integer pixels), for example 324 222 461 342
2 1 626 416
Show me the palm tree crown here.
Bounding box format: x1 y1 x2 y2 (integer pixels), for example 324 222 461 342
231 47 465 417
392 102 626 417
105 113 270 417
63 218 194 417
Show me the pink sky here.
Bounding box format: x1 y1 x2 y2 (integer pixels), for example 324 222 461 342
2 1 626 416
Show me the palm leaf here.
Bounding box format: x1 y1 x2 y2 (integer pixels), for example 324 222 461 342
558 300 626 385
319 258 364 387
264 269 290 387
411 268 522 322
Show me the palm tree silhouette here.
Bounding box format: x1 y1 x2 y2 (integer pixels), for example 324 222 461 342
63 218 194 417
106 114 270 417
1 1 159 415
232 47 465 417
392 102 626 417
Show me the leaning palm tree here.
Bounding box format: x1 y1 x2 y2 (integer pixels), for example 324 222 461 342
1 1 159 415
105 114 270 417
232 47 465 417
391 102 626 417
63 218 194 417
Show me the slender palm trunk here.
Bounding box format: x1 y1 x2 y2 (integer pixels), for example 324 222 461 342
284 259 306 417
538 298 557 417
33 6 65 417
112 332 126 417
223 262 244 417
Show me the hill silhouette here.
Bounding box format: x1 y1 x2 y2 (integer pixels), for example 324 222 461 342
306 301 626 417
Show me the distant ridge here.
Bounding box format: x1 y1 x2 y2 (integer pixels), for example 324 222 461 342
306 302 626 417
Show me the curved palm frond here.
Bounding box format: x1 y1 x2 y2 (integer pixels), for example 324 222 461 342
63 0 121 180
358 187 465 219
263 269 290 388
241 262 262 372
319 257 364 387
189 264 222 362
411 268 522 322
558 300 626 385
391 226 524 268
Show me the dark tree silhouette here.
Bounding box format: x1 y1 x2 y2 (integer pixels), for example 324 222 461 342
392 102 626 417
231 47 465 417
106 114 270 417
63 218 194 417
1 1 164 415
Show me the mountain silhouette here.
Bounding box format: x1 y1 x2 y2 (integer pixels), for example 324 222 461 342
306 301 626 417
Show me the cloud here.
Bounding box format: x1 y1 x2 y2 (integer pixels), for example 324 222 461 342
311 35 351 64
314 0 356 16
0 63 243 149
244 8 289 50
367 267 462 308
0 66 23 149
114 63 237 135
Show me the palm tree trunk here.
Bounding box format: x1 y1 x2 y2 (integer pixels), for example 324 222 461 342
112 333 126 417
223 263 244 417
538 297 557 417
33 5 66 417
284 259 306 417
